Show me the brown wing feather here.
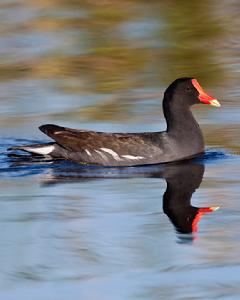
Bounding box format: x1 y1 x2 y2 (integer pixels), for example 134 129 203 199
39 124 165 166
39 124 100 151
39 124 158 155
39 124 140 152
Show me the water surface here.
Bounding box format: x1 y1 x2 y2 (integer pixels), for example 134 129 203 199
0 1 240 299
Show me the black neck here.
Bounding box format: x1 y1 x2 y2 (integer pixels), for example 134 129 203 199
163 95 198 134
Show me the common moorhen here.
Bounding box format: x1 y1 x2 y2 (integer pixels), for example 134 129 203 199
162 162 218 237
8 78 220 166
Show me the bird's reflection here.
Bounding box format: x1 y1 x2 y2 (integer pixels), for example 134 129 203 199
8 155 218 241
161 163 218 242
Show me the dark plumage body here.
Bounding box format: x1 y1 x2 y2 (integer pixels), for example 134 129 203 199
8 78 220 166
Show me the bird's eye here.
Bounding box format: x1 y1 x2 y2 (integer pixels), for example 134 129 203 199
186 86 191 92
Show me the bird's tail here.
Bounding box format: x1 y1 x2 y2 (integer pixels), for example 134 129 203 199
8 142 55 156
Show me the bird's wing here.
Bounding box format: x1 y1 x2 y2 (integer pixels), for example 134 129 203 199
39 124 162 166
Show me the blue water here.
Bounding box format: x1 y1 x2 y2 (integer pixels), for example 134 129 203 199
1 142 240 299
1 1 240 299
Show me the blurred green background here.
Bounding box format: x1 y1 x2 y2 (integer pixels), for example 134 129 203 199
1 2 240 300
0 0 239 151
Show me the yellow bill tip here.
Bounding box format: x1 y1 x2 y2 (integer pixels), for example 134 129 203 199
210 99 221 107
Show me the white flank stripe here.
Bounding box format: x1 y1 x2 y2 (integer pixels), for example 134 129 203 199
95 150 108 160
85 149 91 156
100 148 122 161
27 145 55 155
122 155 144 160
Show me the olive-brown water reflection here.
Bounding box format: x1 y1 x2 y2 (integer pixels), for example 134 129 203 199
0 0 239 148
1 0 240 299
